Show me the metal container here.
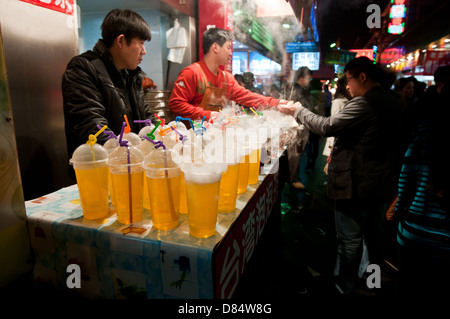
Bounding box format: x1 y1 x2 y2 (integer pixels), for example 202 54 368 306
144 90 174 123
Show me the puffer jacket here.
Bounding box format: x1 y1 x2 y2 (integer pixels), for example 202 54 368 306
295 85 403 200
62 39 155 158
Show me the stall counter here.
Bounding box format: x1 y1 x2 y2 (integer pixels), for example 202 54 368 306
25 161 281 299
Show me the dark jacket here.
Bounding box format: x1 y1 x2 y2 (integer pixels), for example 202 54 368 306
295 85 403 200
62 39 154 158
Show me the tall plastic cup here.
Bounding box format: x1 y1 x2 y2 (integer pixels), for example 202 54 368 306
248 147 261 185
70 143 110 219
218 144 241 213
144 148 181 231
103 138 119 209
182 162 225 238
107 145 145 224
237 145 250 194
137 139 156 211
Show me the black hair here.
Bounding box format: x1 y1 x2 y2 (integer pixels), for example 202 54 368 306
294 66 312 82
101 9 151 48
344 56 383 83
335 76 352 100
394 77 415 91
434 65 450 84
202 28 233 55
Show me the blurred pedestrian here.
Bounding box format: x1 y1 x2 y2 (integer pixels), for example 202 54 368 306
279 57 403 296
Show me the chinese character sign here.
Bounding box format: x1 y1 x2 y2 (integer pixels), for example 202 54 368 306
19 0 74 15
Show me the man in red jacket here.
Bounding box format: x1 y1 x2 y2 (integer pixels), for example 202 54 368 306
168 28 286 120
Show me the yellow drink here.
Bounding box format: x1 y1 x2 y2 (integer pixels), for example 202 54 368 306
110 171 144 224
75 166 109 219
109 172 116 208
143 174 151 211
186 180 221 238
218 163 240 213
179 172 188 214
248 148 261 185
146 172 181 230
237 154 250 194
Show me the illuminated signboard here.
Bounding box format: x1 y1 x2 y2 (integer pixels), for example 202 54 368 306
292 52 320 71
349 49 374 61
388 0 408 34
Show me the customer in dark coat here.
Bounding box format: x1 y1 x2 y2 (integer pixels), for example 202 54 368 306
62 9 155 159
279 57 403 296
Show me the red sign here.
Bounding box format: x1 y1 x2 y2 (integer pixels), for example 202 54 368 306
423 50 450 75
213 168 279 299
19 0 74 15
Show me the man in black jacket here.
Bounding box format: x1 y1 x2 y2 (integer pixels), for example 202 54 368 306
62 9 154 160
279 57 403 296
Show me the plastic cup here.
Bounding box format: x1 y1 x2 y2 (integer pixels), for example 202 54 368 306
144 148 181 231
70 143 109 219
137 139 156 211
237 145 251 194
248 147 261 185
179 172 188 215
123 132 142 146
181 162 226 238
107 145 145 224
218 144 241 214
103 138 119 208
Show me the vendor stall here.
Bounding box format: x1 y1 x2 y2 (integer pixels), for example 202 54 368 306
25 155 282 299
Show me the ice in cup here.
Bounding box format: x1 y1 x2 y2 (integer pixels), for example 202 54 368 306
70 143 110 219
107 145 145 224
181 162 226 238
144 148 181 231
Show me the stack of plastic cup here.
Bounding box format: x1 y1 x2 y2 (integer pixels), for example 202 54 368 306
107 145 145 224
143 147 181 231
70 142 110 219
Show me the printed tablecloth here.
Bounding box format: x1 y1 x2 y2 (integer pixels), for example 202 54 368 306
25 162 281 299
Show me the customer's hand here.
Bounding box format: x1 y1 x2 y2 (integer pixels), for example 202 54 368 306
278 100 302 116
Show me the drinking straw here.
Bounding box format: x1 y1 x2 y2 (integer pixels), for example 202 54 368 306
289 85 294 101
97 124 117 140
250 107 259 116
154 114 165 126
118 122 134 223
143 135 176 221
133 119 153 126
148 120 161 140
175 116 205 135
86 125 108 161
87 125 108 146
170 126 187 144
123 115 131 134
159 126 174 137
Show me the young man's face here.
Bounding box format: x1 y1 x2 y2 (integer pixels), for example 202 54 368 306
216 40 233 66
120 37 146 70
